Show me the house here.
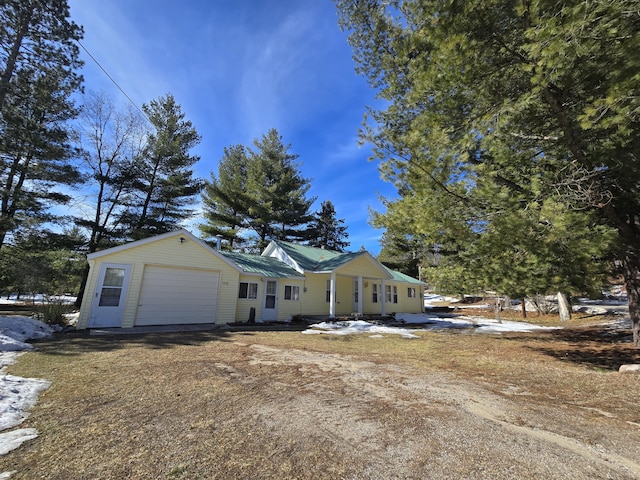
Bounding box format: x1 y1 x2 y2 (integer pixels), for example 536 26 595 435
76 229 425 329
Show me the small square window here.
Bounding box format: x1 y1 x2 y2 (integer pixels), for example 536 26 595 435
239 282 258 299
284 285 300 301
408 287 416 298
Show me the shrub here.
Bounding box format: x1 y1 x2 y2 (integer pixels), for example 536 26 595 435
36 297 72 326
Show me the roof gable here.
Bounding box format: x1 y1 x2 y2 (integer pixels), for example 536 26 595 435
86 229 243 272
220 251 303 278
264 240 392 278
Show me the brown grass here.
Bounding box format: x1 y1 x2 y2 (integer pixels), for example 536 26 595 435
1 317 639 479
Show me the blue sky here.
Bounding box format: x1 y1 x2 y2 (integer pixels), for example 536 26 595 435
68 0 396 254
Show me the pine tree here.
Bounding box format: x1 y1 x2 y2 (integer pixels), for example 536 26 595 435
246 129 315 250
335 1 636 336
0 0 83 247
307 200 349 252
0 0 83 112
376 230 426 279
122 94 203 240
199 145 254 250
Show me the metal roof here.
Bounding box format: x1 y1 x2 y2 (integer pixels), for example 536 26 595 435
268 240 365 271
221 251 303 278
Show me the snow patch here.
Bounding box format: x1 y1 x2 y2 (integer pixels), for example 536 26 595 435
0 316 55 462
303 314 561 338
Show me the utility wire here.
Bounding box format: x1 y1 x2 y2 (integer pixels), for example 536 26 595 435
77 39 153 125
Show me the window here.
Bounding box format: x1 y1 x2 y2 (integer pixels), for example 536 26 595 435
386 285 398 304
326 279 331 302
372 284 378 303
408 287 416 298
284 285 300 301
98 267 126 306
238 282 258 299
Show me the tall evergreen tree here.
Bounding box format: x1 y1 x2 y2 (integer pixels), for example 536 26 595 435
0 0 83 112
376 230 427 279
246 129 315 249
0 0 83 247
307 200 350 252
335 1 638 340
199 145 254 250
122 94 203 240
200 129 316 251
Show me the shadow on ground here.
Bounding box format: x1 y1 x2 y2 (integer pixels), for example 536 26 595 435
507 325 640 371
30 321 313 356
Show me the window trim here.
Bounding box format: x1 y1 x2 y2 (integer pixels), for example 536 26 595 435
238 282 258 299
284 285 300 301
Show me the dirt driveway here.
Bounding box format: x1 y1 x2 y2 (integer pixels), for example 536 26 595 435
230 341 640 479
2 321 640 479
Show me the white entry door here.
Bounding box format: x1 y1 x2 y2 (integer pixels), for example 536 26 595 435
262 280 278 321
88 263 131 328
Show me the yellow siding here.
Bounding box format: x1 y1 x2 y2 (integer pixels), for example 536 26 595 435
301 273 331 315
335 254 388 278
234 275 262 323
362 280 383 315
276 279 306 321
335 275 355 315
77 235 240 328
76 259 99 328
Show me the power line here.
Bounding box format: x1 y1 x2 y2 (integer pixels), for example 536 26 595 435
77 39 153 125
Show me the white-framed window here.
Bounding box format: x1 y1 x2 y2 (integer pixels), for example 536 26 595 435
284 285 300 301
408 287 416 298
372 284 378 303
326 279 331 302
386 285 398 304
238 282 258 299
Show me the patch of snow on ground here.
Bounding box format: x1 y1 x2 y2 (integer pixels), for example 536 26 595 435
303 320 420 339
303 314 562 338
398 313 561 333
0 316 55 465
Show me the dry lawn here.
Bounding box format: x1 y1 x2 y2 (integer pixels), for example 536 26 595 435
1 315 640 479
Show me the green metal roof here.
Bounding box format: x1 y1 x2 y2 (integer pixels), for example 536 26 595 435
221 251 302 278
268 241 365 271
383 265 424 285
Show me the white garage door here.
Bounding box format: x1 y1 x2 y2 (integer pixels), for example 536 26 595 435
135 265 219 326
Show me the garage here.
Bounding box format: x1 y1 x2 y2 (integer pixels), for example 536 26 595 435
135 265 220 326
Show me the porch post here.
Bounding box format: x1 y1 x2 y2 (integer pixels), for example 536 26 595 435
381 279 386 316
329 272 336 318
357 276 364 315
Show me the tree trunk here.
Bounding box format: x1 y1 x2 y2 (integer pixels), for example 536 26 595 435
622 253 640 346
521 298 527 319
558 292 572 322
74 264 90 309
0 6 32 112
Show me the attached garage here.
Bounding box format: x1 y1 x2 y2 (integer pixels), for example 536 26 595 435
135 265 220 326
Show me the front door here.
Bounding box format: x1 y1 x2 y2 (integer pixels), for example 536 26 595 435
88 263 131 328
262 280 278 321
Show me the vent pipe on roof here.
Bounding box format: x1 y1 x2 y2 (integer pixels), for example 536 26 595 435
215 235 222 251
